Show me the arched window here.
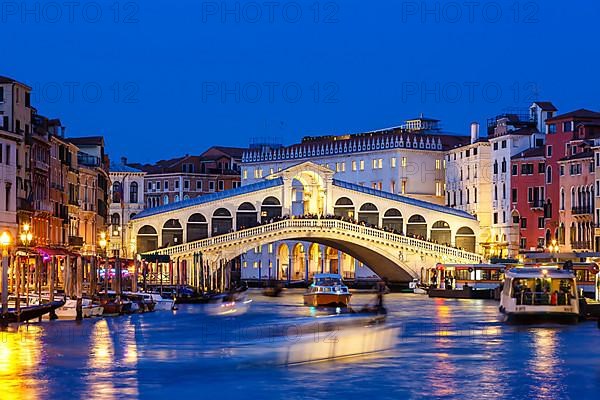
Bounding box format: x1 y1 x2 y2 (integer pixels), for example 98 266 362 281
560 188 565 210
174 195 180 202
112 181 121 203
111 213 120 226
129 181 138 203
546 166 552 184
501 158 506 173
163 195 169 205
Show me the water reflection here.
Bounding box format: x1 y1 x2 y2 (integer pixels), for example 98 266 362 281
528 329 566 399
0 326 45 400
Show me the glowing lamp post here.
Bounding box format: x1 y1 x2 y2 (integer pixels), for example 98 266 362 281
19 223 34 310
1 231 11 319
547 240 559 263
99 232 108 293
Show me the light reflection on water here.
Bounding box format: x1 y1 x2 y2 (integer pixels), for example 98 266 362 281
0 293 598 400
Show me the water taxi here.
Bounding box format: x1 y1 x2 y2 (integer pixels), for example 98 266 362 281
428 264 505 299
303 273 351 307
499 266 579 324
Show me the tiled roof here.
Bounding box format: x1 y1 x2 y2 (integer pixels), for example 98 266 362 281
533 101 558 111
511 147 545 160
109 162 143 173
547 109 600 122
558 150 594 162
332 179 476 220
132 177 284 220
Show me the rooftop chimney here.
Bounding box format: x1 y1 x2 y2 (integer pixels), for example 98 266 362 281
470 122 480 144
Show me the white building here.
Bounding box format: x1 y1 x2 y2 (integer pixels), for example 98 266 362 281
240 116 471 281
109 157 146 259
445 123 493 255
487 102 556 258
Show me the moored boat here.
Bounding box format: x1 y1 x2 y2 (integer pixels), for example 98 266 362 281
499 266 580 324
303 273 351 307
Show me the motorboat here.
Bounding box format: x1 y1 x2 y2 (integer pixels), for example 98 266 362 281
303 273 351 307
148 293 175 311
205 292 252 316
499 266 580 324
409 279 428 294
123 292 156 313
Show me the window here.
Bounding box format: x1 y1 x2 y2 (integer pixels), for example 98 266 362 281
501 140 507 149
0 87 3 102
218 180 224 191
546 166 552 184
474 187 477 203
164 180 169 191
401 157 407 168
493 142 498 150
254 168 263 179
129 182 138 203
184 180 190 189
512 164 518 175
163 195 169 205
175 180 179 189
401 180 406 194
493 213 498 224
352 160 357 171
560 165 564 176
520 238 527 249
111 213 120 227
547 145 553 157
372 159 383 169
538 163 545 174
512 188 517 203
520 218 527 228
548 123 556 134
521 163 534 175
501 158 506 173
209 181 215 191
112 182 121 203
147 182 152 191
391 157 397 168
242 169 248 179
196 181 203 191
563 121 572 132
538 217 545 229
493 161 498 174
359 160 364 170
435 181 442 196
473 148 478 156
435 159 441 170
232 181 241 188
336 162 345 172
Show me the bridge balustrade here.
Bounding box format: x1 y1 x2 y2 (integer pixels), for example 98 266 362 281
146 219 480 263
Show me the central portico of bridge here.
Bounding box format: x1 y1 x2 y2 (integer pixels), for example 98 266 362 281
129 162 481 283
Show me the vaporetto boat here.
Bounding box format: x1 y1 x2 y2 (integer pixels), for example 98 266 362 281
499 266 580 324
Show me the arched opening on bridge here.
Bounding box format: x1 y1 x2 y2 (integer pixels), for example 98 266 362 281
261 197 282 223
358 203 379 226
382 208 403 233
187 213 208 242
137 225 158 253
237 202 258 230
334 197 355 219
292 170 326 215
430 220 451 245
455 227 476 252
212 208 233 235
277 243 290 280
308 243 321 278
406 215 427 238
162 219 183 247
327 247 339 274
292 243 306 281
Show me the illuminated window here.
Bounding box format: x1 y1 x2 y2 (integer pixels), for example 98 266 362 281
242 169 248 179
359 160 364 170
253 262 258 268
435 159 441 170
391 157 397 168
401 157 407 168
352 160 357 171
401 181 407 194
436 181 442 196
268 244 273 254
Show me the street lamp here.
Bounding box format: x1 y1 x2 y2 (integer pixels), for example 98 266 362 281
19 223 34 308
547 239 560 263
1 231 11 320
99 231 108 293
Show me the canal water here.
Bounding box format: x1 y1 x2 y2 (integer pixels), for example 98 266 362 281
1 291 599 400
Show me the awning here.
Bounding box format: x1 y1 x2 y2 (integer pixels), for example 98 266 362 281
35 247 78 258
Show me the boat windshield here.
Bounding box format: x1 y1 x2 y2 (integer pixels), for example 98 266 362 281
511 277 576 305
314 277 342 286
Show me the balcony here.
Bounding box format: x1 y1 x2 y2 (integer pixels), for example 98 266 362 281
77 153 101 167
571 206 593 215
69 236 84 247
34 159 49 171
530 200 545 210
571 240 592 250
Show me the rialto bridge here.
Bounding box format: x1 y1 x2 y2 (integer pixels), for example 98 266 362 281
129 162 482 284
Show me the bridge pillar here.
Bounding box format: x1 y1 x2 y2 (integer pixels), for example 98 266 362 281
282 177 293 217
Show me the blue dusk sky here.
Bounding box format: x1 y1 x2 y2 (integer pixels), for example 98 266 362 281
1 0 599 163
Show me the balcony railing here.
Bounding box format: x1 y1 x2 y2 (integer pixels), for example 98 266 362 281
530 200 545 209
571 240 592 250
571 206 593 215
69 236 84 247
